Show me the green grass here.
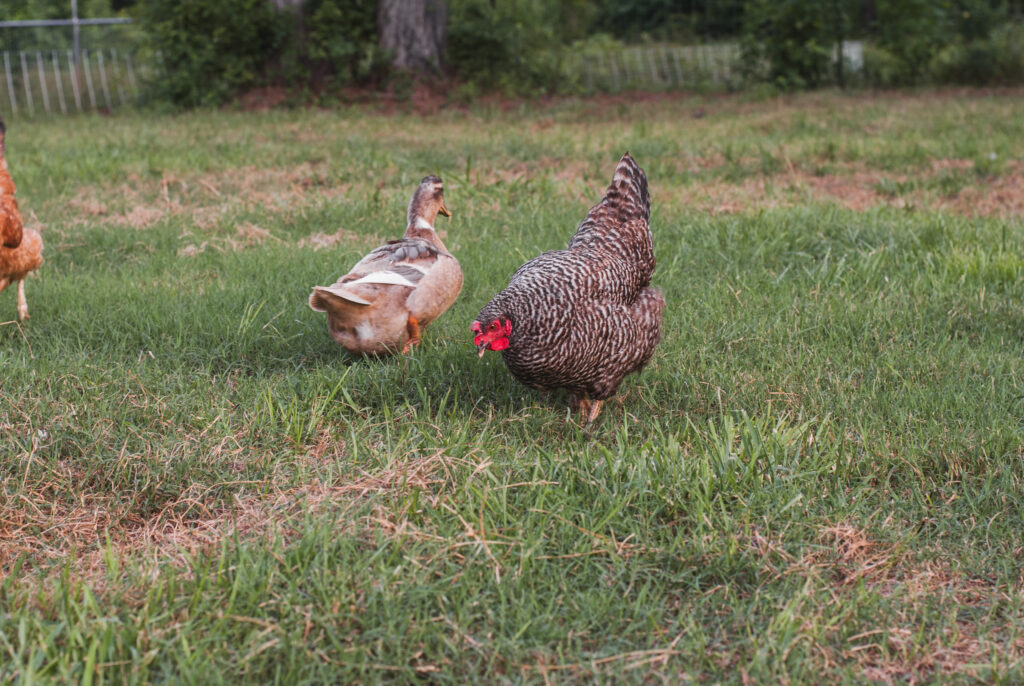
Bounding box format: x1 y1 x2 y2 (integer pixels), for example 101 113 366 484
2 90 1024 683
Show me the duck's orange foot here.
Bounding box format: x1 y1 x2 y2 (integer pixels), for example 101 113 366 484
402 315 421 353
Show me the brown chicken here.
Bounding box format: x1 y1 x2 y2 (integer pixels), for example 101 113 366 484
0 115 43 322
472 153 665 424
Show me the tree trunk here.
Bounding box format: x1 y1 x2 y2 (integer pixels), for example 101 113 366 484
378 0 447 73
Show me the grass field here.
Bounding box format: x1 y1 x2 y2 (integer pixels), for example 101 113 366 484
2 89 1024 683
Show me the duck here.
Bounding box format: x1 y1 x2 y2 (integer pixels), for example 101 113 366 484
309 176 462 355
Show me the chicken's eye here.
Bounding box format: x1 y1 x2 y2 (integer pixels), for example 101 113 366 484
489 322 498 331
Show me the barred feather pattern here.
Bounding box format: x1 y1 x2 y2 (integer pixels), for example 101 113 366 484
475 153 665 402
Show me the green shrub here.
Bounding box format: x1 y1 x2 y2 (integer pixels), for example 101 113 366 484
869 0 955 85
930 23 1024 85
988 23 1024 84
861 43 914 87
446 0 564 95
865 0 1019 86
302 0 386 86
740 0 837 90
140 0 286 107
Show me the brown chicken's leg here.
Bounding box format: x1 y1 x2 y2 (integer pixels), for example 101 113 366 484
402 315 421 353
16 279 28 321
585 399 604 425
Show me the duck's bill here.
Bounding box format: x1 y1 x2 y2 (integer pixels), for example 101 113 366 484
439 202 452 218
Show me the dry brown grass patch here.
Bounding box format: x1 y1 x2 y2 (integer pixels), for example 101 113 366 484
666 159 1024 218
297 228 380 251
2 451 458 590
794 522 1024 682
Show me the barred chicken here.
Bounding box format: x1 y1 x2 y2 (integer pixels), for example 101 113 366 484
0 115 43 322
473 153 664 424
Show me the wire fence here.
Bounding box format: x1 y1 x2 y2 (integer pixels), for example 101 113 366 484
562 43 742 93
0 48 146 116
0 42 743 118
0 41 751 117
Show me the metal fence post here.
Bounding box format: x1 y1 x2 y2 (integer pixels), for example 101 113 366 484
67 49 82 112
97 50 112 109
72 0 81 67
52 50 67 114
3 52 17 114
82 49 97 108
36 51 51 114
19 52 34 114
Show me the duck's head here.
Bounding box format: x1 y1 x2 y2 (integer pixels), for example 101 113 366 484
407 175 451 229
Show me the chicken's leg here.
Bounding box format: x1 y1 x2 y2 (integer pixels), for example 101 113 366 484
573 396 603 426
402 315 421 353
16 279 28 321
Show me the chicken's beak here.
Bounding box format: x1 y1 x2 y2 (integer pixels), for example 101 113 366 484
439 201 451 218
476 345 486 358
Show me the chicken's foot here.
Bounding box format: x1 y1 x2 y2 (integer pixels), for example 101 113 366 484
571 397 604 426
577 397 590 421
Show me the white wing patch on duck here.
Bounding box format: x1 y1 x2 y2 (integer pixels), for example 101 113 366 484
352 263 429 288
352 271 418 288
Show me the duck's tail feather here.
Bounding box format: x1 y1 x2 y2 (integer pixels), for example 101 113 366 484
309 285 371 312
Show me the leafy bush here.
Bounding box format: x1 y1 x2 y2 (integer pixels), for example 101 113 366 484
930 23 1024 85
868 0 956 85
742 0 1024 90
446 0 564 95
1 0 143 52
594 0 745 41
140 0 286 107
740 0 837 90
140 0 388 107
865 0 1020 86
302 0 386 86
861 43 913 87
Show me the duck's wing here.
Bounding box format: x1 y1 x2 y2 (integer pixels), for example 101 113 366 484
345 238 441 284
309 240 440 311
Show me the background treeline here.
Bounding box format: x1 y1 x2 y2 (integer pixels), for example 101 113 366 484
2 0 1023 107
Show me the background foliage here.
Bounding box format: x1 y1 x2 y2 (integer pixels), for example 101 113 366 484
0 0 143 52
1 1 1023 111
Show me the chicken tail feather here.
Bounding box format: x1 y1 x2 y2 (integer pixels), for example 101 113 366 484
606 151 650 223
